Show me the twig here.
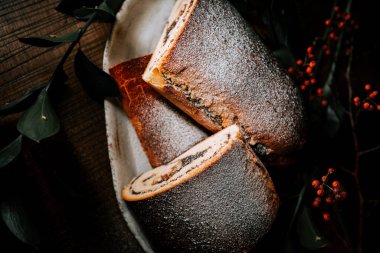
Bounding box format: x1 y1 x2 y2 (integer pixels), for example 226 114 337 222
314 0 339 74
337 166 355 176
359 145 380 156
345 45 364 253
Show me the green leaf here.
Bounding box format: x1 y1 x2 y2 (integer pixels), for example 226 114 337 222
273 47 296 68
0 135 22 168
296 206 329 250
17 88 60 142
74 48 120 102
73 0 124 22
324 105 341 138
0 84 47 116
74 5 113 22
1 199 41 248
55 0 101 15
19 30 80 47
104 0 124 14
48 64 69 98
285 185 306 253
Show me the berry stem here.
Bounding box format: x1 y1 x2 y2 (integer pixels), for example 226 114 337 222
359 145 380 156
314 0 339 74
346 45 364 253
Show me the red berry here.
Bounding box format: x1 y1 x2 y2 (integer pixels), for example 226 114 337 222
315 197 321 203
309 61 316 68
334 6 340 12
300 85 306 91
329 32 335 39
363 102 370 110
312 201 319 207
345 13 351 20
353 97 360 103
377 105 380 111
328 168 334 174
341 191 348 199
321 99 328 107
326 197 333 203
325 50 331 55
325 19 331 26
338 22 344 28
332 181 340 189
365 84 372 90
296 59 303 65
321 175 327 182
368 105 374 111
317 88 324 96
306 67 312 74
288 66 294 74
317 189 324 196
304 80 310 86
311 78 317 84
307 47 313 54
312 180 320 189
369 91 378 99
323 213 330 221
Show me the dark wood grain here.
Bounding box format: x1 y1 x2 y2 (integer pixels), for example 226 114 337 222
0 0 143 252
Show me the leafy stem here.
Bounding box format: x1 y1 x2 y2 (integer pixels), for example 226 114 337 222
47 11 97 91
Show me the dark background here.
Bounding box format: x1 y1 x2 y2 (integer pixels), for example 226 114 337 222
0 0 379 252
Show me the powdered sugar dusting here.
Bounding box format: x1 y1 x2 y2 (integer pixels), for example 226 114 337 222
110 56 208 167
158 0 306 155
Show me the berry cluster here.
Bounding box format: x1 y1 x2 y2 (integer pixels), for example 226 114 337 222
353 84 380 111
323 6 357 56
287 4 357 107
287 45 321 103
311 168 347 221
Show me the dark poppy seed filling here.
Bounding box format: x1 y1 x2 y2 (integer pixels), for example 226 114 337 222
162 74 223 126
123 125 239 201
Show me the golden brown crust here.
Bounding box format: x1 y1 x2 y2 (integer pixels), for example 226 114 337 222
144 0 307 161
109 55 208 167
125 125 279 252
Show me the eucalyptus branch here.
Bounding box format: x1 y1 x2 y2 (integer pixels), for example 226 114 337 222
0 0 122 168
47 12 97 90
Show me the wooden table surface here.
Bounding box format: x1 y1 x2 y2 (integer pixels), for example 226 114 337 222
0 0 143 252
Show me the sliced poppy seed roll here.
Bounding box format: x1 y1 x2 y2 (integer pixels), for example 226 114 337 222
123 125 279 252
109 55 208 167
143 0 306 164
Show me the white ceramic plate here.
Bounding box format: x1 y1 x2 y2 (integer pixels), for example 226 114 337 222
103 0 176 252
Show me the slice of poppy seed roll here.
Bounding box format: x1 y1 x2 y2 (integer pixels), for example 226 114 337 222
143 0 306 163
109 55 208 167
123 125 279 252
